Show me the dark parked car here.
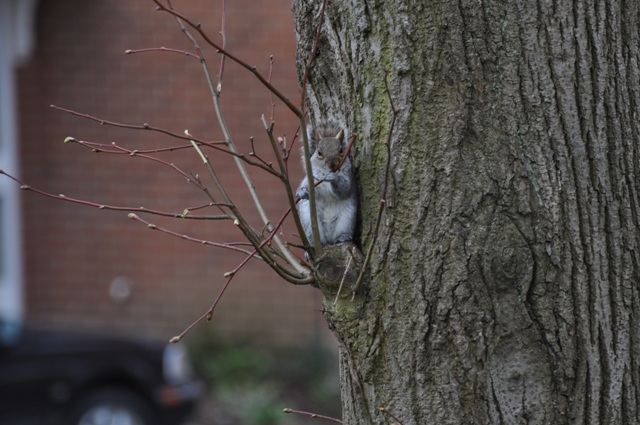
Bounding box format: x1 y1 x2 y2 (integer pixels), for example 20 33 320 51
0 321 204 425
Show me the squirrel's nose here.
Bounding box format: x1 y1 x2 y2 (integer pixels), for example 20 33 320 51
330 159 340 172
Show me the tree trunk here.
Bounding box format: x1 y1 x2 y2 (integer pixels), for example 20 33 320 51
292 0 640 424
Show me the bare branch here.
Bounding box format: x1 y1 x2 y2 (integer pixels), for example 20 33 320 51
128 213 257 256
268 55 276 122
298 0 329 258
54 106 281 176
170 247 258 343
378 407 405 425
283 408 343 424
170 188 313 343
64 137 224 202
248 135 275 170
216 0 226 90
333 255 352 304
338 134 357 171
69 138 204 155
124 46 199 60
0 169 229 220
254 196 311 274
152 0 302 118
52 104 218 145
286 126 301 166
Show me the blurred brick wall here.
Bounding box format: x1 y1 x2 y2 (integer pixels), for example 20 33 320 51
17 0 328 347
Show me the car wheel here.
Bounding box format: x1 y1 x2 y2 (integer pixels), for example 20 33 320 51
69 387 156 425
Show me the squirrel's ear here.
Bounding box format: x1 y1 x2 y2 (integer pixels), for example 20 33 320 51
315 130 322 142
336 128 344 142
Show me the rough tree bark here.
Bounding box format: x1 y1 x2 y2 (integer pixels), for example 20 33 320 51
292 0 640 424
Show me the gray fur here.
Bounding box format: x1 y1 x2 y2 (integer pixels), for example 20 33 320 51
297 123 357 247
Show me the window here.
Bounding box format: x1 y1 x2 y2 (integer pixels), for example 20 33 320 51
0 0 36 334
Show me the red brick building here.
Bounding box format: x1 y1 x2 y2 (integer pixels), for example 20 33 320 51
9 0 328 347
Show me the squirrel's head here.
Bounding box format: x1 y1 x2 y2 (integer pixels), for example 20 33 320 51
314 128 345 172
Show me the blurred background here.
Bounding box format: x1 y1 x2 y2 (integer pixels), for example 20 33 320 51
0 0 340 424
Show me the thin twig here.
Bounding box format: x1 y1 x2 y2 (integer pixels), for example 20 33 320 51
286 125 301 163
171 185 313 342
216 0 226 91
283 408 343 424
0 169 230 220
53 106 280 176
51 105 218 145
170 248 258 343
338 134 357 170
248 135 274 169
73 139 209 155
298 0 329 258
128 213 258 256
65 137 234 209
333 255 352 305
378 407 405 425
125 46 199 60
153 0 302 117
182 201 222 214
254 197 312 274
268 55 276 122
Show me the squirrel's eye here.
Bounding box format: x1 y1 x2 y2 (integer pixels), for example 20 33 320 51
317 150 323 157
339 147 344 154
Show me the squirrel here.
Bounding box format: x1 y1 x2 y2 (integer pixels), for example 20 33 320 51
296 122 357 250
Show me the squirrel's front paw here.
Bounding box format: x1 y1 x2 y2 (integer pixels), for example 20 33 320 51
296 187 309 200
335 234 353 243
323 172 337 182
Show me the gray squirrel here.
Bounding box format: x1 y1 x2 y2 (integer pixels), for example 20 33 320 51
296 122 357 249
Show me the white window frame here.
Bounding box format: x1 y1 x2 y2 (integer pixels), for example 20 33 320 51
0 0 37 335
